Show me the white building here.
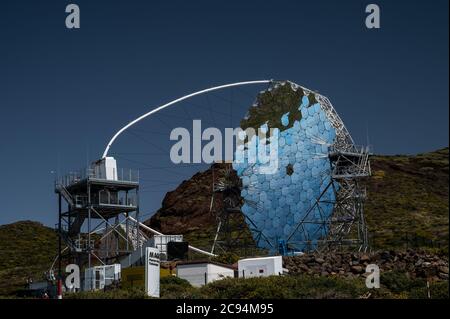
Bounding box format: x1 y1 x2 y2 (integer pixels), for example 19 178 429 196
176 261 235 287
237 256 283 278
120 234 184 268
149 234 183 261
92 157 118 180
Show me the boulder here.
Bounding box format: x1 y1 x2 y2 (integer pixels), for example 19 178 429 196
351 265 364 274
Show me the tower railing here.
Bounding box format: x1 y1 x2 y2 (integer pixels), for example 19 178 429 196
56 167 139 188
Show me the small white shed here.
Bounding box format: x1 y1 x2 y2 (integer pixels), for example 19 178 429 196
92 157 118 180
149 234 183 260
84 264 121 291
238 256 283 278
176 261 235 287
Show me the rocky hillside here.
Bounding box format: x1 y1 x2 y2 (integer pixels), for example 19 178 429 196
366 148 449 249
147 148 449 252
145 163 232 251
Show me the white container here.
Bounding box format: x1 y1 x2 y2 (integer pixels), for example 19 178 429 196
177 262 235 287
92 157 118 181
149 235 183 260
238 256 283 278
84 264 121 291
120 235 184 267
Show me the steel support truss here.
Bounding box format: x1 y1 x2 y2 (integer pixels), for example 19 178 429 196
287 145 371 252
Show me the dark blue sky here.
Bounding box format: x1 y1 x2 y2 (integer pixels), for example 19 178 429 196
0 0 448 226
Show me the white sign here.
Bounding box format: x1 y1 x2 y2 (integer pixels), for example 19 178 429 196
145 247 160 298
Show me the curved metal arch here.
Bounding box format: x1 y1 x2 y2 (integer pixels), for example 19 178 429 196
102 80 272 158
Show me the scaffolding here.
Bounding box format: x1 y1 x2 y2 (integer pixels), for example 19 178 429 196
287 144 371 252
210 164 272 256
55 159 145 284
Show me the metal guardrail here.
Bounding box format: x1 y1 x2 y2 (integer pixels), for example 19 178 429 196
328 144 371 178
56 167 139 188
98 191 137 207
60 193 137 208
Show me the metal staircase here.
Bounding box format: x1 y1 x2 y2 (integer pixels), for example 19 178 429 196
69 215 86 236
55 182 74 207
120 222 148 250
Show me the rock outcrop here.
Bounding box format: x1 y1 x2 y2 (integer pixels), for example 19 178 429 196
283 250 449 281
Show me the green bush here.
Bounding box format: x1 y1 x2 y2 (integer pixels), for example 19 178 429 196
65 286 148 299
381 271 426 294
200 275 370 299
409 281 449 299
60 273 447 299
161 276 191 287
160 276 202 299
201 276 291 299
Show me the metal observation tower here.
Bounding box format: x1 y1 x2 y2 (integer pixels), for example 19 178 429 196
55 157 142 274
